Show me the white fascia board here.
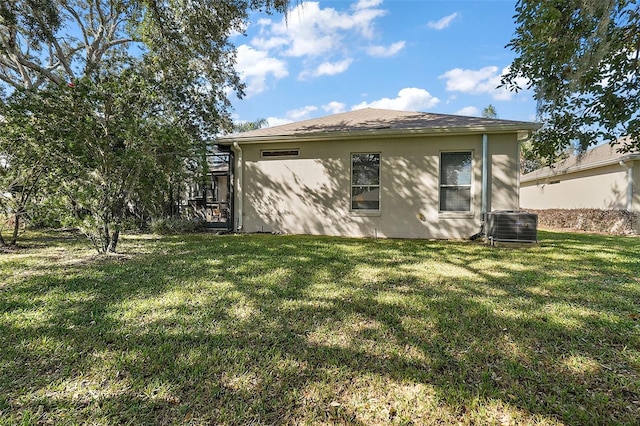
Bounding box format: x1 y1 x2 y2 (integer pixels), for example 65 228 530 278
217 124 540 146
521 153 640 183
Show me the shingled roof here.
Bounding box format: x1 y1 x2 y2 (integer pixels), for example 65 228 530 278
218 108 539 143
521 139 640 183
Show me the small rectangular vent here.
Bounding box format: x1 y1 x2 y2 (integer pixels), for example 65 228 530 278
486 210 538 244
261 149 299 158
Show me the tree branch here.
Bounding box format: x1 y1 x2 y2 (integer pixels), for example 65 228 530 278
63 2 90 48
48 39 75 80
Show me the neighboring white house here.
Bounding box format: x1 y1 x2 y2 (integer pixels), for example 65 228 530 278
215 108 539 239
520 142 640 232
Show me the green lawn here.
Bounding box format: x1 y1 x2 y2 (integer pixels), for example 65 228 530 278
1 230 639 425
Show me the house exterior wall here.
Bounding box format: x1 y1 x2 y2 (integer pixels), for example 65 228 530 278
234 133 520 239
520 161 640 232
520 164 629 210
487 133 521 212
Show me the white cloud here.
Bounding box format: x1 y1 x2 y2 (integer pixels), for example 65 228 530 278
300 59 353 79
439 66 526 101
287 105 319 121
238 0 405 92
266 116 293 127
265 105 320 127
455 106 480 116
316 59 353 75
323 101 347 114
351 87 440 111
366 41 406 58
235 44 288 96
263 2 387 58
251 36 289 51
259 87 439 127
427 12 459 30
440 66 498 92
354 0 383 10
351 7 388 39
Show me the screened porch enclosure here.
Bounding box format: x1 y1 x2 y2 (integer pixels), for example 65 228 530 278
186 152 234 230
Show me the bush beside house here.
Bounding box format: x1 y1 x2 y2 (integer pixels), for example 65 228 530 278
520 141 639 235
528 208 637 235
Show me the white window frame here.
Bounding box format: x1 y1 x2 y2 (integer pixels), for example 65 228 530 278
351 153 381 213
260 149 299 158
439 151 473 213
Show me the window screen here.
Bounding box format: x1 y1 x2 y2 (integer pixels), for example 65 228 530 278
351 153 380 210
440 152 472 212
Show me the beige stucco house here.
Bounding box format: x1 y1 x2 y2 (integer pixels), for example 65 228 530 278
215 108 539 239
520 142 640 232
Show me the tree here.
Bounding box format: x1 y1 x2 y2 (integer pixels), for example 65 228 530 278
0 1 290 92
0 93 58 246
502 0 640 162
0 0 292 252
482 104 498 119
478 103 536 173
519 140 572 174
1 69 189 251
0 137 48 246
233 118 269 133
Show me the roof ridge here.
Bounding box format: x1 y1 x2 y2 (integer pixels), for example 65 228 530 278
219 108 539 141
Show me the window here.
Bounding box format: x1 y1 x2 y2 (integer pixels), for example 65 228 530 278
351 153 380 211
261 149 299 158
440 152 472 212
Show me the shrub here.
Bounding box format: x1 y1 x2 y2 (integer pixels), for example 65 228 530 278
527 208 637 235
150 217 205 234
23 196 68 229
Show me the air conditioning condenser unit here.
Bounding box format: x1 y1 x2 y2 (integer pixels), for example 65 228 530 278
486 210 538 244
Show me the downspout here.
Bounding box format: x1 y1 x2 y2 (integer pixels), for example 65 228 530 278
516 134 522 210
629 163 635 213
482 134 489 220
620 160 633 211
231 142 243 231
471 134 489 241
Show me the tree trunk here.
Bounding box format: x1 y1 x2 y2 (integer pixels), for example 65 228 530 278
168 180 175 217
107 229 119 253
106 202 125 253
10 213 20 246
101 220 111 253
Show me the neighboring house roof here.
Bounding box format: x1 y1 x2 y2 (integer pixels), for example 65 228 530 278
218 108 540 144
521 140 640 183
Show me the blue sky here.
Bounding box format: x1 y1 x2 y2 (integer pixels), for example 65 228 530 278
228 0 536 127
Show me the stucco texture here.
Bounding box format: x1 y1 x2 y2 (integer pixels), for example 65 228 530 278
235 133 520 239
520 164 631 210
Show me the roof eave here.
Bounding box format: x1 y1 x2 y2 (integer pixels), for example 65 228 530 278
521 152 640 183
217 123 541 145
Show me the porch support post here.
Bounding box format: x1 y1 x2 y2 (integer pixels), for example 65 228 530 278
231 142 243 231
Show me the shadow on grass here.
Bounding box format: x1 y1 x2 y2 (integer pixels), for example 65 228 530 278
1 231 639 424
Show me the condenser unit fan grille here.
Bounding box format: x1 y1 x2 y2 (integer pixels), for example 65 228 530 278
486 211 538 244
